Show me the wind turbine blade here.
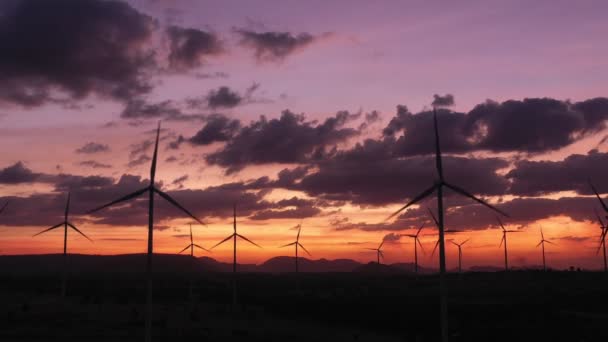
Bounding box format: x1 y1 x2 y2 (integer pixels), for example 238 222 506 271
0 201 7 214
279 242 297 248
596 240 604 255
298 242 312 256
443 182 509 217
589 181 608 212
540 227 544 240
150 121 161 182
461 238 470 245
536 241 543 247
496 216 506 231
431 240 440 257
87 186 149 214
433 108 443 180
296 224 302 241
237 233 262 248
427 208 439 227
450 240 458 246
210 234 235 249
64 192 71 219
544 240 555 245
154 188 205 226
193 244 210 252
416 222 425 236
33 222 64 237
378 240 385 250
189 223 193 244
386 184 438 221
364 248 377 251
178 245 191 254
499 235 505 248
379 250 384 259
67 222 93 242
417 238 426 254
594 208 606 228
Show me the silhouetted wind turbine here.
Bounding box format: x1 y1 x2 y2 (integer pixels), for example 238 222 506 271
403 223 425 274
450 239 469 273
589 181 608 272
384 106 509 342
87 122 204 342
179 223 210 256
365 240 385 265
496 216 521 271
33 192 92 297
179 223 209 300
428 208 463 260
593 209 607 272
536 227 554 272
211 203 261 305
279 223 311 273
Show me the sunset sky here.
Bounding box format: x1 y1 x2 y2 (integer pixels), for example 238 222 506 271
1 0 608 270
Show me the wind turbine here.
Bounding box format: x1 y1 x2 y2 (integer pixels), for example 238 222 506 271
450 239 469 273
536 227 555 272
87 122 204 342
593 209 607 272
33 192 92 297
403 223 425 274
179 223 210 256
365 240 385 265
427 208 463 262
496 216 521 271
279 223 311 273
589 181 608 272
178 223 209 300
211 203 261 305
384 107 509 342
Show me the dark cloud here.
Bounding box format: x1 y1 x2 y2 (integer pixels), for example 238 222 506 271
205 110 361 174
206 86 242 109
171 174 188 189
235 29 329 62
0 162 40 184
77 160 113 169
120 98 205 121
75 142 110 154
507 150 608 196
432 94 455 107
0 0 156 106
127 155 152 168
381 97 608 156
189 114 241 146
296 155 509 206
166 25 223 71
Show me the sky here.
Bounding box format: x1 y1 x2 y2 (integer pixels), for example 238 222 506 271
1 0 608 270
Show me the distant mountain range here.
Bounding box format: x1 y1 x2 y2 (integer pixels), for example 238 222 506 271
0 253 553 274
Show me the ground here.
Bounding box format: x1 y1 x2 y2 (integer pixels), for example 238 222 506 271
0 271 606 341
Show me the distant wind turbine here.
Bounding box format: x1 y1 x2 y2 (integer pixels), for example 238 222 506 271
279 223 311 273
593 209 607 272
589 181 608 273
211 203 261 305
179 223 209 300
385 109 508 342
33 192 92 297
428 208 463 260
536 227 555 272
403 223 425 274
496 216 521 272
179 223 210 256
87 122 204 342
450 239 470 273
365 240 385 265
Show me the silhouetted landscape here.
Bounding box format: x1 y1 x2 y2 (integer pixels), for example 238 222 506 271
1 254 607 341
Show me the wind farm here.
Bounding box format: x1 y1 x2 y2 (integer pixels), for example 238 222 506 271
1 1 608 341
